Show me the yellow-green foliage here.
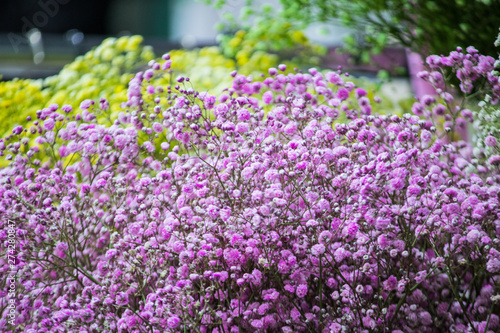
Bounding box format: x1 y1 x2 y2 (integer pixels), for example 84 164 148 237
46 35 154 117
157 47 300 94
167 47 237 93
218 17 326 69
0 35 154 137
0 79 48 135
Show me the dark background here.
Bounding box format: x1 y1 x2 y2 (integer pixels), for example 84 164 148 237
0 0 173 37
0 0 178 79
0 0 111 34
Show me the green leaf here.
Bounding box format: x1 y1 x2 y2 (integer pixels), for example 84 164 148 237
361 51 371 63
395 66 407 75
222 12 235 21
377 69 390 81
261 4 273 13
215 22 225 32
240 6 254 20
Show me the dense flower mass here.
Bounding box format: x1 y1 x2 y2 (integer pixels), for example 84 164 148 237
0 47 500 333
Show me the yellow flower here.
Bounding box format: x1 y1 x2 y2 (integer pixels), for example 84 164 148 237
235 30 246 39
0 35 151 138
291 30 308 44
125 35 144 51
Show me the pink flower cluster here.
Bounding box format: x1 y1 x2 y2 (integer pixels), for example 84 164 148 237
423 47 499 96
414 45 500 155
0 51 500 333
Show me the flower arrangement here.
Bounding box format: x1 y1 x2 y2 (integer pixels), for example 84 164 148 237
1 30 500 332
411 45 500 143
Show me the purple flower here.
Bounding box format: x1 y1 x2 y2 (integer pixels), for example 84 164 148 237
284 122 297 135
263 91 273 104
362 316 375 329
152 122 163 133
412 102 424 115
419 311 433 326
377 235 390 249
80 99 92 110
355 88 367 98
44 118 55 131
61 105 72 113
383 276 398 291
251 319 263 328
213 271 228 283
311 244 326 256
337 88 349 100
488 155 500 166
80 309 95 323
116 292 129 306
421 95 435 106
167 315 181 328
486 258 500 273
296 284 308 298
485 135 497 147
432 103 447 116
236 122 249 133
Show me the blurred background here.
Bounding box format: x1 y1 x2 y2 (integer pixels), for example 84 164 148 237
0 0 216 79
0 0 419 103
0 0 382 78
2 0 499 93
1 0 499 153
